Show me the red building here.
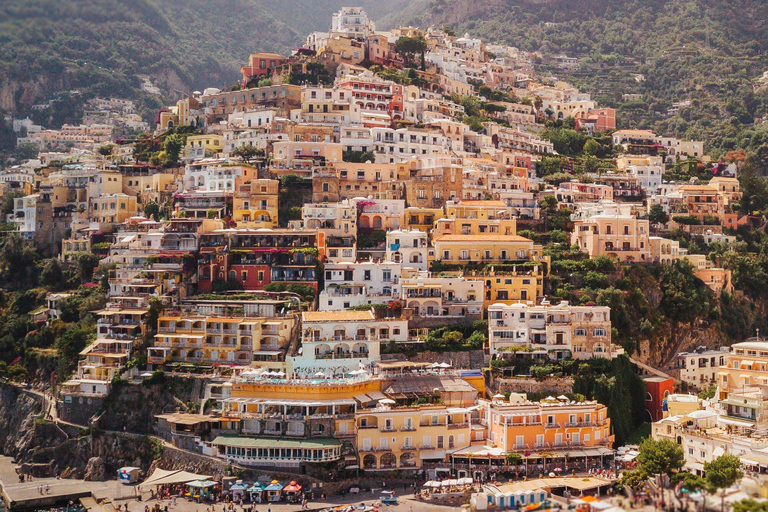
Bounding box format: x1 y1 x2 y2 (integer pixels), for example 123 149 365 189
575 108 616 133
241 52 287 85
197 230 318 293
643 376 674 422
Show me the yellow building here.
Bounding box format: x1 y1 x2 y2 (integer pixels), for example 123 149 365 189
356 404 473 471
433 234 541 265
403 207 443 232
470 268 545 307
148 314 295 368
89 193 138 225
185 134 223 160
232 178 279 229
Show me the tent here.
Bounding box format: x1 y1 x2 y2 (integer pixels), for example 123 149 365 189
230 481 248 499
265 481 284 502
248 482 265 503
139 468 212 489
283 481 303 504
186 480 217 499
284 481 303 494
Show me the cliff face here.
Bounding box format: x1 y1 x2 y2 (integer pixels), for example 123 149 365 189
0 385 158 480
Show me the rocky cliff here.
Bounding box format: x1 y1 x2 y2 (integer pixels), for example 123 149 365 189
0 384 159 480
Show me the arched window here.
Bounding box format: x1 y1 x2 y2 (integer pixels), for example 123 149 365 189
574 328 587 336
593 328 607 337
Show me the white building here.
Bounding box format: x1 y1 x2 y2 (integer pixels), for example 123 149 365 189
330 7 375 40
674 347 728 390
386 229 430 271
400 271 483 319
488 300 620 360
371 127 452 163
290 309 408 376
319 261 402 310
12 194 38 239
184 161 248 192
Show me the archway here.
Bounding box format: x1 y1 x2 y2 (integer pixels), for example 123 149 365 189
380 452 396 469
363 454 377 469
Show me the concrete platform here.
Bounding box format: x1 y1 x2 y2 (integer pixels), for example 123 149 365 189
0 457 115 511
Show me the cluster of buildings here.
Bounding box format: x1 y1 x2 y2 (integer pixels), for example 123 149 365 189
653 339 768 494
12 97 149 152
6 6 756 485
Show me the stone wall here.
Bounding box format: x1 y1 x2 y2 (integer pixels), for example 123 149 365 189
57 394 105 425
493 376 575 395
152 443 229 478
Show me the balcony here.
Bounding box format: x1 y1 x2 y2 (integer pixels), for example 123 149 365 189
447 422 469 430
400 425 417 432
380 426 396 433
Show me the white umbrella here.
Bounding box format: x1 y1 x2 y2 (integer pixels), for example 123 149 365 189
314 372 326 377
275 371 286 377
492 393 505 399
439 362 451 368
431 362 441 368
379 398 396 405
557 395 569 401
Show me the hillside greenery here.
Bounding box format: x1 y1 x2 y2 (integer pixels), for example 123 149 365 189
390 0 768 157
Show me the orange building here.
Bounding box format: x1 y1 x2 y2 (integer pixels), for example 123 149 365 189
241 52 286 84
450 395 614 471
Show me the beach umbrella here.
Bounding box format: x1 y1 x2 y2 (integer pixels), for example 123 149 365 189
379 398 396 405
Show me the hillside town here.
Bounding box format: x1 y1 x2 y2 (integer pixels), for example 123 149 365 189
0 6 765 512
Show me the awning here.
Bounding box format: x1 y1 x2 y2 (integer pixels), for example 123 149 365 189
367 391 386 401
739 360 754 368
713 447 725 457
718 417 756 428
139 469 211 488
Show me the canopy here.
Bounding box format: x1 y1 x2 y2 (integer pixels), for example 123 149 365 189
140 468 212 488
265 482 284 491
284 481 303 492
187 480 217 489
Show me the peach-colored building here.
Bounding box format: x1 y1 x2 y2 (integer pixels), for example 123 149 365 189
571 202 650 262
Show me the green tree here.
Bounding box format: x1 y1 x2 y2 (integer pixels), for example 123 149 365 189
163 133 185 166
395 36 427 68
73 252 101 283
636 437 685 505
143 201 161 221
583 138 600 156
232 144 264 164
15 142 39 160
733 499 768 512
98 143 115 157
649 204 670 226
133 134 162 163
39 258 65 290
704 455 743 512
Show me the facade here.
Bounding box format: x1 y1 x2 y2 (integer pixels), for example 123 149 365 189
488 301 617 360
478 395 614 462
319 261 402 311
674 347 728 390
571 201 651 262
291 309 408 375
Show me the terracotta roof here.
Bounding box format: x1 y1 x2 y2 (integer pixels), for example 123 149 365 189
434 234 532 243
302 310 375 322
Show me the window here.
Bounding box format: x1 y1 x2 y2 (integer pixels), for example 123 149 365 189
574 328 586 336
593 328 607 336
